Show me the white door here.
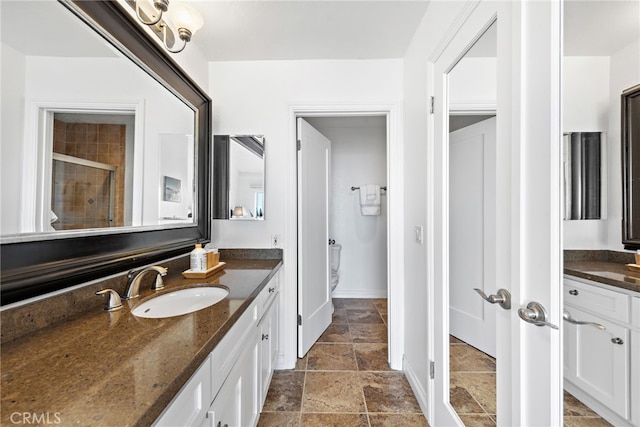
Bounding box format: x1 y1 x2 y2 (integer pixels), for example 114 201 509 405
431 1 562 426
297 117 333 357
449 117 497 358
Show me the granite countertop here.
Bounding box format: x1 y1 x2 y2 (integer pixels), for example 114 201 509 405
0 257 282 427
564 250 640 294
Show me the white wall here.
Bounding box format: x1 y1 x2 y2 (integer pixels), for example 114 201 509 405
562 42 640 251
208 59 402 248
562 56 610 249
305 118 388 298
0 44 26 234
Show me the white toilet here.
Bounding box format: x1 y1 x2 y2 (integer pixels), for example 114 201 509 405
330 243 342 294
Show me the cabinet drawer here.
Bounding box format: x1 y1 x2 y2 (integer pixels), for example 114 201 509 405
259 274 280 319
564 277 630 323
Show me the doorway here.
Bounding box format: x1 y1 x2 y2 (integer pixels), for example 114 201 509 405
288 105 403 369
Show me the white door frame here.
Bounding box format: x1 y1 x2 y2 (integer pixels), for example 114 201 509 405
282 103 404 370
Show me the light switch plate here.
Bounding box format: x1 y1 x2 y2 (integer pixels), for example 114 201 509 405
415 226 423 244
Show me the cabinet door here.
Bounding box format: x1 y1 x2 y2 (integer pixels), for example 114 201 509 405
155 357 211 427
206 329 260 427
260 296 279 404
564 306 630 419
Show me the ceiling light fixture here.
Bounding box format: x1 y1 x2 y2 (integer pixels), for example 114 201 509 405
133 0 203 54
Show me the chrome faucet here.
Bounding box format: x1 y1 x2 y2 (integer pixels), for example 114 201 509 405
124 266 167 300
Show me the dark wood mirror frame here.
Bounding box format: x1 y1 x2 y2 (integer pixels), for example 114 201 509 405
622 83 640 250
0 0 211 305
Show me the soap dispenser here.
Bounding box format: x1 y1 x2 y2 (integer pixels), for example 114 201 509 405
190 243 207 271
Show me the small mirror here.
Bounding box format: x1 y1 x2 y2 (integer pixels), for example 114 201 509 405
562 131 606 220
213 135 265 220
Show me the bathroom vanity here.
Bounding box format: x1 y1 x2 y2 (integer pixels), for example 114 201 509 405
564 253 640 427
0 251 282 426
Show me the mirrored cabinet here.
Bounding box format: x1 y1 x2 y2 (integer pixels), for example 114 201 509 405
213 135 265 220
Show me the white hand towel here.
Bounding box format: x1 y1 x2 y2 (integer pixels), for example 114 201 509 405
359 184 381 216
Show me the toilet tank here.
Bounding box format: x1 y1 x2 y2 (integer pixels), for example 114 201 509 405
330 244 341 271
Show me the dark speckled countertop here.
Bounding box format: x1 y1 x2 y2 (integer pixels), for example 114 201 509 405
0 254 282 427
564 250 640 294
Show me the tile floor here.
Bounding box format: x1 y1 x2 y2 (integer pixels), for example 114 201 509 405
449 335 613 427
258 298 612 427
258 298 428 427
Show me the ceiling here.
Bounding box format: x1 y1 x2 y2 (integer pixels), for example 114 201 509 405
1 1 638 61
190 1 430 61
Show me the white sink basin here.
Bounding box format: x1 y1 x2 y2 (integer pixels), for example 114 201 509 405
132 287 229 318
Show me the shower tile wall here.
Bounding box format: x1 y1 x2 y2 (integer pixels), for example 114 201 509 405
52 119 125 229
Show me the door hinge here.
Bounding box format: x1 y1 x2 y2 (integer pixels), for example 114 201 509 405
297 140 301 151
297 314 302 325
429 360 435 379
429 96 435 114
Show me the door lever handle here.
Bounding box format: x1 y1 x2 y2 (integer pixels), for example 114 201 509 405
474 288 511 310
563 310 605 330
518 301 559 329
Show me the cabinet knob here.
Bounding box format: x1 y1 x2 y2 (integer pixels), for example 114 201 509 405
268 287 275 293
568 289 579 296
611 337 624 345
262 333 269 341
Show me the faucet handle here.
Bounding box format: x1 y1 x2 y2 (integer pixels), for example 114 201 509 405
96 289 123 312
152 274 165 290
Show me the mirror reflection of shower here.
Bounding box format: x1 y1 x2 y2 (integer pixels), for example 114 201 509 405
50 112 134 230
448 20 498 426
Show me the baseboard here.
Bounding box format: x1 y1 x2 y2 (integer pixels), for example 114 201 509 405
403 355 430 419
332 289 388 299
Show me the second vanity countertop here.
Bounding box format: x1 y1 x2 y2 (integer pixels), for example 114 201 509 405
0 257 282 427
565 258 640 294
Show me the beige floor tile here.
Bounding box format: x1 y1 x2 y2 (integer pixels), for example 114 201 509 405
354 343 391 371
307 343 357 371
318 324 352 343
450 385 485 414
262 371 305 412
563 391 599 417
300 412 369 426
449 343 496 372
257 411 301 427
302 372 366 413
347 309 384 324
340 298 376 310
360 371 422 413
295 354 308 371
349 323 388 343
564 416 614 427
458 413 496 427
372 298 388 315
332 308 348 324
450 371 496 415
369 413 429 426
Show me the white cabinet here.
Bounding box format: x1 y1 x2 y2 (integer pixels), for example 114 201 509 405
259 289 279 405
563 276 639 427
156 270 281 427
154 357 212 427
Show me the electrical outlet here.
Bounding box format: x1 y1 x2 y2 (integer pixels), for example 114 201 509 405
415 226 423 244
272 234 280 248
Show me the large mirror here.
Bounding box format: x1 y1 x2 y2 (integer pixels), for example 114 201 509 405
213 135 265 220
0 0 211 304
622 84 640 249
